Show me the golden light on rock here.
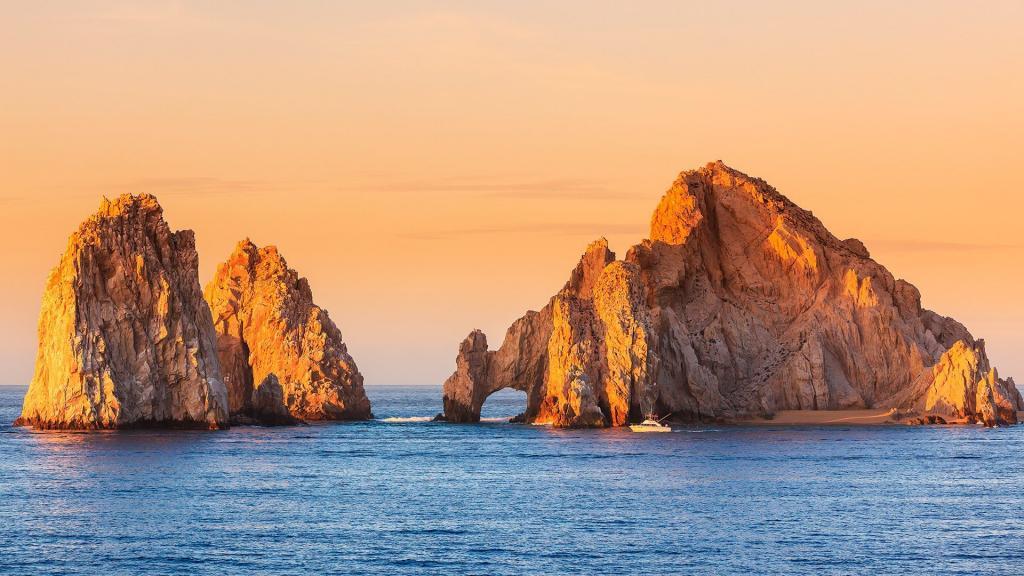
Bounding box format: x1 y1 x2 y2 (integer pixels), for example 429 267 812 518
16 194 229 429
441 162 1023 428
205 240 372 423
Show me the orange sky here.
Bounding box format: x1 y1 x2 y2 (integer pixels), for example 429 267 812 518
1 1 1021 388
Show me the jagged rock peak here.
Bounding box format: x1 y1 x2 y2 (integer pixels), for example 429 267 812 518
15 193 229 429
443 241 655 428
651 161 839 252
563 237 615 299
892 340 1021 426
205 240 371 423
443 161 1021 427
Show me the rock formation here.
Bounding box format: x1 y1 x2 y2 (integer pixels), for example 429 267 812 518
15 194 229 429
888 341 1020 426
442 239 655 427
205 240 371 423
442 162 1022 427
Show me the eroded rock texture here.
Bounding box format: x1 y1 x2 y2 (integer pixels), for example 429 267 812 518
443 239 657 427
15 194 229 429
443 162 1022 427
888 341 1020 426
205 240 371 423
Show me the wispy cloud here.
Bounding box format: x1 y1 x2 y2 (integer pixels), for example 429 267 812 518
18 177 287 203
113 177 277 197
346 178 632 200
399 222 644 240
869 240 1020 253
84 1 198 24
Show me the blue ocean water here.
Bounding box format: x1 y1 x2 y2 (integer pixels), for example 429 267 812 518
1 384 1022 575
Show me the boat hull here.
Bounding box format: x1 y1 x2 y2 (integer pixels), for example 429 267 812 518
629 425 672 433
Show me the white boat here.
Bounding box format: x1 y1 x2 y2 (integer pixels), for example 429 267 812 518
631 386 671 432
630 418 672 433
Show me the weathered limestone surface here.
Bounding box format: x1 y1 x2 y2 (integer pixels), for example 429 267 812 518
442 162 1022 427
15 194 229 429
205 240 371 423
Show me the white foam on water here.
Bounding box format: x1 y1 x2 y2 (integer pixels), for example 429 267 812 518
379 416 515 423
380 416 434 423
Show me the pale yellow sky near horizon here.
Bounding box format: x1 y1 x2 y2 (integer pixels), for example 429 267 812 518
1 1 1021 389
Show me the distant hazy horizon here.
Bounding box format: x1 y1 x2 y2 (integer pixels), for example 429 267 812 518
2 1 1022 387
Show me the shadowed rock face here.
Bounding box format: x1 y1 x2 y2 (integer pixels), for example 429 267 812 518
15 194 229 429
205 240 371 423
442 162 1022 427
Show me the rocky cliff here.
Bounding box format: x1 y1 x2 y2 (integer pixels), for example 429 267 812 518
205 240 371 423
15 194 229 429
442 162 1022 427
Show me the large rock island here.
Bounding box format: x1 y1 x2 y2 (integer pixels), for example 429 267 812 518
205 240 372 423
15 194 229 429
442 162 1022 427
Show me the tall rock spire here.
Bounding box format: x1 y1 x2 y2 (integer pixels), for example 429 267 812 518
15 194 229 429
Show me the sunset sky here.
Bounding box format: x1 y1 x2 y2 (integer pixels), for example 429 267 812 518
1 1 1021 388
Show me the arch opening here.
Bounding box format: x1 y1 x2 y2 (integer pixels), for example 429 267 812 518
479 388 528 423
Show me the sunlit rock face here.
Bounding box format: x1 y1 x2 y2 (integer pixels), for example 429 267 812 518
205 240 371 423
888 341 1020 426
443 239 656 428
15 194 229 429
443 162 1022 427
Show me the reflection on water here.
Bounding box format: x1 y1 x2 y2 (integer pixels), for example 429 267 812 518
1 384 1023 575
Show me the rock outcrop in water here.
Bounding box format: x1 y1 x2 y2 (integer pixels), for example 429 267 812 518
15 194 229 429
442 162 1022 427
205 240 371 423
888 341 1020 426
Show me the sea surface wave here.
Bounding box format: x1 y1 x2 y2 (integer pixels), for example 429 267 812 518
1 384 1022 575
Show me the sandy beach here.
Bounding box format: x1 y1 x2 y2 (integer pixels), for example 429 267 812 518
741 409 900 426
